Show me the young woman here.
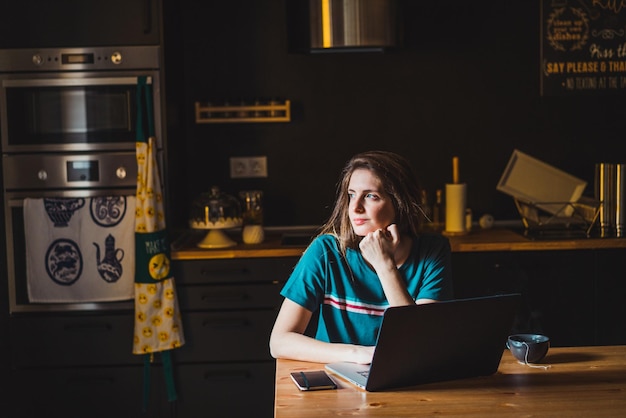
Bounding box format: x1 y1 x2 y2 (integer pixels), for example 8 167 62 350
269 151 453 364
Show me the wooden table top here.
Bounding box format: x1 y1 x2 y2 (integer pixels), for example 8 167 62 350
274 345 626 417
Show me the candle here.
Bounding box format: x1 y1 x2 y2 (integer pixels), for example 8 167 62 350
452 156 460 184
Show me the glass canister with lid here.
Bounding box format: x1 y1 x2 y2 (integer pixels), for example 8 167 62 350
239 190 264 244
189 186 242 248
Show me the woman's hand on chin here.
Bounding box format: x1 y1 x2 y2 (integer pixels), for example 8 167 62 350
359 224 399 271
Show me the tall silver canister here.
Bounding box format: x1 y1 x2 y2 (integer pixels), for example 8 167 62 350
617 164 625 236
595 163 625 236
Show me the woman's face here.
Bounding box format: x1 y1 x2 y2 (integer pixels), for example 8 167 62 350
347 168 396 236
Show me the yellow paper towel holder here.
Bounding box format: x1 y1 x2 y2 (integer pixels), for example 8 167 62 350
443 157 469 236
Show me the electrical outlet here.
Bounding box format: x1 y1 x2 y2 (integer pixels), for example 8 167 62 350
230 156 268 178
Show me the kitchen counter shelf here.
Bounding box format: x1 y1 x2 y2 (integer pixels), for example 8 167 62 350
171 227 626 260
194 100 291 123
171 229 305 260
446 227 626 252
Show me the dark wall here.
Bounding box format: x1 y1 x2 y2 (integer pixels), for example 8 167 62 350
164 0 626 229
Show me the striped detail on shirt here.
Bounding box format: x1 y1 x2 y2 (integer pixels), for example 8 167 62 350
323 294 387 316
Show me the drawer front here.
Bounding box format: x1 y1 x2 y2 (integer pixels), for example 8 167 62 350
10 314 140 367
174 310 277 362
174 362 275 418
8 365 159 418
172 257 298 285
177 282 284 310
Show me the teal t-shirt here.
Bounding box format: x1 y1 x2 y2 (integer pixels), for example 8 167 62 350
280 233 453 346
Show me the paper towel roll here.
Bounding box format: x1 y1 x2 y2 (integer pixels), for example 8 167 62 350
445 183 467 233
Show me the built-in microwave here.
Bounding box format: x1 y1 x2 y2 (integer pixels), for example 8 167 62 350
0 46 163 153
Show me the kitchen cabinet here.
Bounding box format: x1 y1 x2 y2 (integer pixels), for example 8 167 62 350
594 248 626 345
5 311 171 418
452 248 626 347
9 365 164 418
168 256 297 418
9 314 141 368
0 0 161 49
173 362 275 417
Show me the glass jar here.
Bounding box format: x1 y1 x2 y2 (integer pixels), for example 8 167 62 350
240 190 264 244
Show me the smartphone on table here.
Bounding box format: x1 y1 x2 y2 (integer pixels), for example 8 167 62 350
290 370 337 391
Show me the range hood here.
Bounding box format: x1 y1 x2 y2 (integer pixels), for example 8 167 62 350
287 0 400 53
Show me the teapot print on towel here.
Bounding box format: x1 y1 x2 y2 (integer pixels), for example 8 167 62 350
93 234 124 283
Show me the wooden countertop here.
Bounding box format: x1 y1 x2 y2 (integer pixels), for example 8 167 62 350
445 228 626 252
171 230 307 260
274 345 626 417
171 228 626 260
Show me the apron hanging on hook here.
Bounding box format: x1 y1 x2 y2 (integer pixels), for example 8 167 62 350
133 75 185 410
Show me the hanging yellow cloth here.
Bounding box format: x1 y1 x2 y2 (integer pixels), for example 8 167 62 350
133 76 185 406
133 136 184 353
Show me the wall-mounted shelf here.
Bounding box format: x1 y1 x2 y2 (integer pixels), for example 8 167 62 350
195 100 291 123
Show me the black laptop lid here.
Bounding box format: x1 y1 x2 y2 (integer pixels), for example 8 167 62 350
366 293 521 391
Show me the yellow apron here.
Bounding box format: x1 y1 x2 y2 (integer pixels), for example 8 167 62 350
134 76 185 407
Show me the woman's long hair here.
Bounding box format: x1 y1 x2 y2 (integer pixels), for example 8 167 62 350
318 151 425 255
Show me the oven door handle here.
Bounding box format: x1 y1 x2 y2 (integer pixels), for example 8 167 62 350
2 76 152 88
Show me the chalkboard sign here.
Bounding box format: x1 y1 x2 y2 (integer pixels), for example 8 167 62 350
541 0 626 95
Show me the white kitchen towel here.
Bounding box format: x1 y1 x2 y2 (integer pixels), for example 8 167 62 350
24 196 136 303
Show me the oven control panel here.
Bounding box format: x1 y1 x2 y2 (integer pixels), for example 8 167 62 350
0 45 159 72
2 152 138 191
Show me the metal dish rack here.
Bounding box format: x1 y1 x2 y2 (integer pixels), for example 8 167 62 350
514 196 601 237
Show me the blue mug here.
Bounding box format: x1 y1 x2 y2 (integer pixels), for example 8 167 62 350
507 334 550 364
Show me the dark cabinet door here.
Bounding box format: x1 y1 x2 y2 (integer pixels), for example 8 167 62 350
173 362 275 418
0 0 161 48
595 248 626 345
8 365 165 418
9 313 140 367
452 250 597 347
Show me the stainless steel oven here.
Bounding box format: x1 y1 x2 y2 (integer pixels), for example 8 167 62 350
0 45 165 313
3 156 138 313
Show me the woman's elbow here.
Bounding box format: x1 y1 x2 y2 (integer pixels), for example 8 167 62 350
269 340 278 359
269 329 285 359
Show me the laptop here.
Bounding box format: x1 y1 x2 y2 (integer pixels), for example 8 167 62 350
325 293 521 391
